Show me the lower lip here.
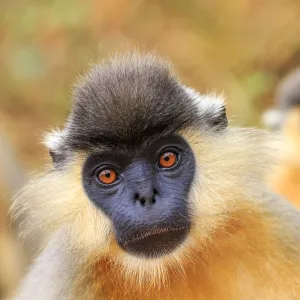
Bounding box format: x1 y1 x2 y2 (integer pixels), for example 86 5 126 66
118 225 190 258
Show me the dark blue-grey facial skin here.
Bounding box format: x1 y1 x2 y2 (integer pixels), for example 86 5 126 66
82 135 195 259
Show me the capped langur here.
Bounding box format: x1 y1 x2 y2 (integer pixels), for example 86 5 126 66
262 68 300 208
12 53 300 300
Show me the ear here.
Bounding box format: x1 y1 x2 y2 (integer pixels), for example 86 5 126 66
183 86 228 130
43 129 66 166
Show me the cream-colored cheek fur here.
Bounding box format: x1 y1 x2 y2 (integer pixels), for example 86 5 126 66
11 158 114 254
181 127 280 251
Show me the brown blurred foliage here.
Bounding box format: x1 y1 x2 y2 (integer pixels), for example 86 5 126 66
1 0 300 169
1 0 300 298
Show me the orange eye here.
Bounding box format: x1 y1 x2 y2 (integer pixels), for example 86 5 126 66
159 152 178 168
98 169 117 184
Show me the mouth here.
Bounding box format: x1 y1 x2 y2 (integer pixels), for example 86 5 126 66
118 224 190 258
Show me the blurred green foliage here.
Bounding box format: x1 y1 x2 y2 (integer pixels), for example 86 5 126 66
1 0 300 170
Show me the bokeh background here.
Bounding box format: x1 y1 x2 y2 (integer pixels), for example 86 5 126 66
1 0 300 298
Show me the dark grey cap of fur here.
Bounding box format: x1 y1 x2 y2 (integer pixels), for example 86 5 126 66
47 52 226 157
276 68 300 110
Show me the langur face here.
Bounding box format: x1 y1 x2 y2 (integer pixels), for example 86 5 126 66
82 135 195 258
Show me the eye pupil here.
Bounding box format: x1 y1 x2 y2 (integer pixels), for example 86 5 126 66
164 156 170 161
105 172 110 178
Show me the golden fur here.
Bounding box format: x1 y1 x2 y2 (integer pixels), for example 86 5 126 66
11 125 300 299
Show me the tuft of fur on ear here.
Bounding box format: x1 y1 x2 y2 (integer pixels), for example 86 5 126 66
43 129 65 151
43 129 67 166
183 86 228 130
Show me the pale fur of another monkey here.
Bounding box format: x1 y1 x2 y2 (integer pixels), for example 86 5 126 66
263 68 300 208
12 53 300 300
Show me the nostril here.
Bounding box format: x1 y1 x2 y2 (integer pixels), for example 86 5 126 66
135 191 157 205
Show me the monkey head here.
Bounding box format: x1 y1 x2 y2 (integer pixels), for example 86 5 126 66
14 53 275 285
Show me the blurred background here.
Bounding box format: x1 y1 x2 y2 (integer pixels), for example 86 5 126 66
1 0 300 298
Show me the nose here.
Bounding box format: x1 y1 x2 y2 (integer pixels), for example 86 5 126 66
128 160 158 206
134 188 158 206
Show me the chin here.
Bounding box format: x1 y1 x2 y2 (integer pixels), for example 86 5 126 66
113 229 195 288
